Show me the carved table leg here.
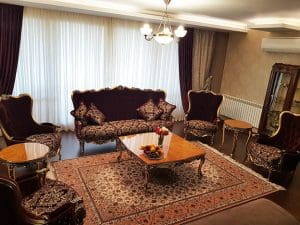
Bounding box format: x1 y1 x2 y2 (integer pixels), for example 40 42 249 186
198 156 205 177
221 124 226 146
79 141 85 155
230 130 239 158
144 165 150 190
58 147 62 160
117 149 123 162
116 138 124 162
36 160 49 186
7 164 16 180
243 129 252 162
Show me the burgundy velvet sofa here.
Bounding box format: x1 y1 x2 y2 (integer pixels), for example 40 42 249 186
70 86 175 154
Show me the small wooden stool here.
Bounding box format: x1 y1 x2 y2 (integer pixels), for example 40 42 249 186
222 119 252 158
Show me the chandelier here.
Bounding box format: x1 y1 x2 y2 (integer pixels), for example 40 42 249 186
140 0 187 45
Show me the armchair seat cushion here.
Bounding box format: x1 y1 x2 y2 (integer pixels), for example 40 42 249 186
22 179 85 222
80 119 175 143
248 142 281 168
109 119 150 136
26 133 61 155
81 123 117 141
185 120 217 132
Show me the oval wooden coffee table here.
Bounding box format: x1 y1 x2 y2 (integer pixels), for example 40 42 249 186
118 132 206 189
222 119 252 158
0 143 49 180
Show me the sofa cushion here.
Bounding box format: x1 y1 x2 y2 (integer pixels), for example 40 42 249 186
73 102 88 120
158 99 176 120
86 103 106 125
137 99 162 121
80 123 117 141
109 119 150 136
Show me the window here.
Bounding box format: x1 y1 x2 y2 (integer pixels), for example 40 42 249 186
14 8 183 129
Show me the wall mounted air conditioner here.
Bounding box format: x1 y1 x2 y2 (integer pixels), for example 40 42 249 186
261 37 300 53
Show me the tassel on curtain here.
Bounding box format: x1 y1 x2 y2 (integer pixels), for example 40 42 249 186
0 3 23 95
178 28 194 113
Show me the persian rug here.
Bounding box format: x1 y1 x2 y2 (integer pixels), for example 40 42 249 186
52 142 283 225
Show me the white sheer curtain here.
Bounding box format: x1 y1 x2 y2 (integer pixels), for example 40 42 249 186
14 8 183 129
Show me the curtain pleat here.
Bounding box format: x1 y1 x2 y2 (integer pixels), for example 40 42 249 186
178 28 194 113
192 30 215 90
0 3 23 95
14 8 184 129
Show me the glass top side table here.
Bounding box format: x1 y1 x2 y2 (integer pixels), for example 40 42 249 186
0 143 49 181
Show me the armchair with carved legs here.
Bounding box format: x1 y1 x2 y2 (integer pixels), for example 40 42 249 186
0 94 62 159
245 111 300 182
184 90 223 145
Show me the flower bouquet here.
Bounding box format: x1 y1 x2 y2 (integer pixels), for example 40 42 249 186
155 126 169 147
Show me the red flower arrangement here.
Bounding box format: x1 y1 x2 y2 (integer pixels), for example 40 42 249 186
155 126 169 136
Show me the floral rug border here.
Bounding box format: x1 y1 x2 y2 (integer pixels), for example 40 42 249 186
51 141 284 225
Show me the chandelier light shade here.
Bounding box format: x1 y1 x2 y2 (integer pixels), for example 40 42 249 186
140 0 187 45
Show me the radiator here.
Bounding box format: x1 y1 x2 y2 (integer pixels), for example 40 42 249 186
219 95 263 128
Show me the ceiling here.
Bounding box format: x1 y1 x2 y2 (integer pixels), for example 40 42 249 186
2 0 300 32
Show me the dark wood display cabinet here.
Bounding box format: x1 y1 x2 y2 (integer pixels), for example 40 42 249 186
258 63 300 135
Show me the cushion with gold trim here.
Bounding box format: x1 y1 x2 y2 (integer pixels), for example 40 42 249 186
137 99 163 121
73 102 87 120
157 98 176 120
86 103 106 125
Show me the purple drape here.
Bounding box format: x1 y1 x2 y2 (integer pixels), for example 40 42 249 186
0 3 23 95
178 28 194 113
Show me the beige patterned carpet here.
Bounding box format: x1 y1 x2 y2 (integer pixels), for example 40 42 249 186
52 142 283 225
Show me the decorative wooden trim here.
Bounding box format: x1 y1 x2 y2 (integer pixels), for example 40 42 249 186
186 90 224 119
71 85 167 105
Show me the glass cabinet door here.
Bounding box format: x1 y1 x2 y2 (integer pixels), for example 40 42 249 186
265 71 292 134
291 78 300 114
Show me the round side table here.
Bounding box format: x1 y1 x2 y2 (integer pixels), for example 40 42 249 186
0 143 49 182
222 119 252 158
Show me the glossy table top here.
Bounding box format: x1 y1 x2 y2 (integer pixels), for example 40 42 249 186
119 132 206 165
224 119 252 130
0 143 49 164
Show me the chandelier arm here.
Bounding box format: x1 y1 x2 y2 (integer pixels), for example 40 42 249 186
144 34 153 41
166 11 173 33
140 0 186 44
156 20 163 34
164 4 168 30
164 1 173 33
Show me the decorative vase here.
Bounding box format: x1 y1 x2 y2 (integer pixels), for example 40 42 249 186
158 134 164 147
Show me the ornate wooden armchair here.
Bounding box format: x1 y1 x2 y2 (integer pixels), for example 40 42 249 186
245 111 300 181
184 90 223 145
0 176 86 225
0 94 61 159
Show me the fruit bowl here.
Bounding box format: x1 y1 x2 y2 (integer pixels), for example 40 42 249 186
140 144 163 160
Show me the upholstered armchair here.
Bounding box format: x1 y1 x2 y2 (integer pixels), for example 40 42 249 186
0 176 86 225
245 111 300 181
0 94 61 159
184 90 223 145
